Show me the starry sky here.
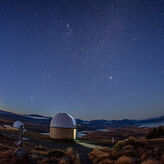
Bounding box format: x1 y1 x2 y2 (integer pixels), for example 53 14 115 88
0 0 164 120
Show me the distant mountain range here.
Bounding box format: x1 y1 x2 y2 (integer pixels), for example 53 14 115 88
0 108 164 132
76 116 164 129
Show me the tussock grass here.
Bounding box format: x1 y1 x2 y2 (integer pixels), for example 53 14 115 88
89 136 164 164
116 156 134 164
141 159 159 164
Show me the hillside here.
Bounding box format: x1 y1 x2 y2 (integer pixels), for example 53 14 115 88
0 124 164 164
0 109 50 133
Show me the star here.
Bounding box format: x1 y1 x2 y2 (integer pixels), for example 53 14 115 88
66 23 70 29
109 76 113 80
29 97 35 101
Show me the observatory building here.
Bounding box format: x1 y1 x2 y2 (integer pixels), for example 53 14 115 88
50 113 76 139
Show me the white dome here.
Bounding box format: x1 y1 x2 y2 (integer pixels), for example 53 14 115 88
50 113 76 128
13 121 24 129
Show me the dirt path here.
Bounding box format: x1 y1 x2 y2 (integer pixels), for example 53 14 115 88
76 140 106 149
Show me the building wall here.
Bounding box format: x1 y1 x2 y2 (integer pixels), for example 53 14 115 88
50 127 76 139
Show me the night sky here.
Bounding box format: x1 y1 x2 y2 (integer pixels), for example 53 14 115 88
0 0 164 120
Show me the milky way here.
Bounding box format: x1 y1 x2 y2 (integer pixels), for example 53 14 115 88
0 0 164 120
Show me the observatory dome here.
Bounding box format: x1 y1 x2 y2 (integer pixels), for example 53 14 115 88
13 120 24 129
50 113 76 128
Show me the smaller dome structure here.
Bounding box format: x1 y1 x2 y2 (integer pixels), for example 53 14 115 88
13 121 24 129
50 113 77 139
